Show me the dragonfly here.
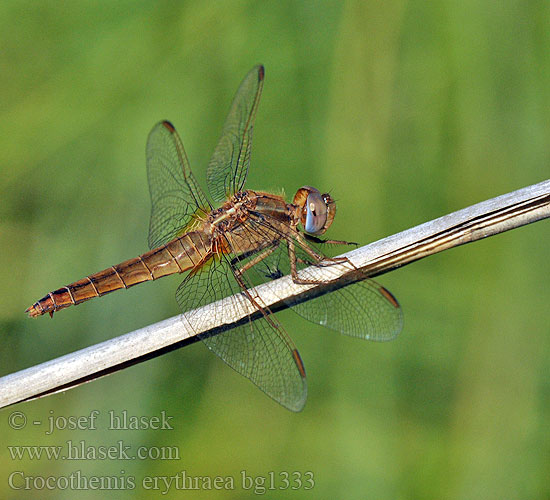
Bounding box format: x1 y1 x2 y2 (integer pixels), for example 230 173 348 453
26 65 402 411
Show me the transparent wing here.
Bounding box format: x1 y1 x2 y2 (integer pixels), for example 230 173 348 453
206 65 265 202
245 215 403 341
176 252 307 412
290 279 403 341
146 121 211 249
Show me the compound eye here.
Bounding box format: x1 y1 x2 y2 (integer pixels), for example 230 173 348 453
304 191 328 234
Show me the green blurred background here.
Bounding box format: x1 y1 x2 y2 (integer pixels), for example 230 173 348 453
1 1 549 498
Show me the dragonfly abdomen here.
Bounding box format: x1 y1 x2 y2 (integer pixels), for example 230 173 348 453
26 232 213 317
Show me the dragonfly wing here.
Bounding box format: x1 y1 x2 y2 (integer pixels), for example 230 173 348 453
175 255 307 412
289 279 403 341
244 216 403 341
207 65 265 202
146 121 211 249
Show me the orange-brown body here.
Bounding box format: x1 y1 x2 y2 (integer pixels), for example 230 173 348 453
26 190 299 317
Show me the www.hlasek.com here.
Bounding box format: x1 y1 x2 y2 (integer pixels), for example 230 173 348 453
8 470 315 494
7 440 179 461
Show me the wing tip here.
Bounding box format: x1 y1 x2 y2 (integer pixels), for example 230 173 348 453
257 64 265 82
379 286 400 309
161 120 176 133
292 348 306 379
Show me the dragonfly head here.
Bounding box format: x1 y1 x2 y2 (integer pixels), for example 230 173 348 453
293 186 336 235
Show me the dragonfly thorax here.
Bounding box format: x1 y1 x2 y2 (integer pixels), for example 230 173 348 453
208 190 257 232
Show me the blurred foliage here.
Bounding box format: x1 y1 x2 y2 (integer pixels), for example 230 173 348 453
0 1 549 499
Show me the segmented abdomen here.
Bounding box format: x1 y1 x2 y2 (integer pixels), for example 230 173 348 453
26 232 212 317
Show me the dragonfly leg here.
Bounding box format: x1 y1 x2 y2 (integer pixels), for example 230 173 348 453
235 242 279 275
304 233 358 246
229 250 284 332
314 255 357 268
299 231 358 268
289 234 357 285
231 239 279 267
288 238 327 285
